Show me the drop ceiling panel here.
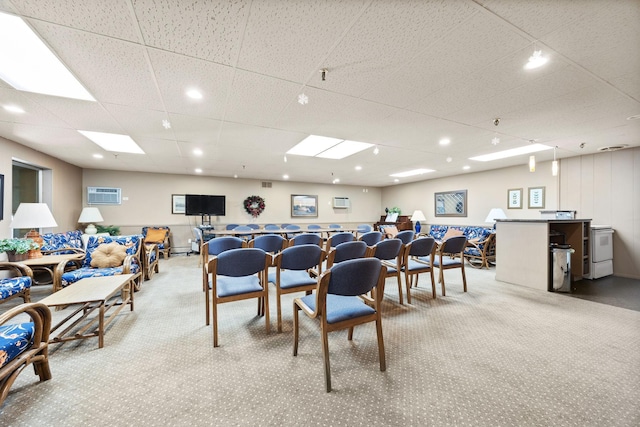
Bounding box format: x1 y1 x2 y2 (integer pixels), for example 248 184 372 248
0 88 71 128
11 0 140 42
164 115 223 146
132 0 250 65
25 95 119 131
27 20 163 109
104 104 172 139
237 0 368 83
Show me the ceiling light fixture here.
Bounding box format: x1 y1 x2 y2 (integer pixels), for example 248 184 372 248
524 49 548 70
0 12 95 101
287 135 372 159
446 157 453 163
195 168 202 173
463 165 470 170
186 89 203 99
552 146 558 176
316 140 373 159
3 105 25 113
529 155 536 172
283 174 289 180
297 93 309 105
390 168 435 178
283 155 287 163
193 148 203 156
78 130 144 154
469 143 552 162
355 165 362 171
439 138 450 146
92 154 103 159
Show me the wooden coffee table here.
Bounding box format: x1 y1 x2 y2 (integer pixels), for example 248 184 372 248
40 274 135 348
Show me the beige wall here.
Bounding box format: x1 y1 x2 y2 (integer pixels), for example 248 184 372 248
82 169 382 252
383 147 640 279
0 137 83 239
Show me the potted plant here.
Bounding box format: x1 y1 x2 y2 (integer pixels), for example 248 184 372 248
96 225 120 236
0 238 39 261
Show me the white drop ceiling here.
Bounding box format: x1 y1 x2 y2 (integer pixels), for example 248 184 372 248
0 0 638 187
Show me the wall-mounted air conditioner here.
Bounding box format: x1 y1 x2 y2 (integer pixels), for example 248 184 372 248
333 197 350 209
87 187 121 205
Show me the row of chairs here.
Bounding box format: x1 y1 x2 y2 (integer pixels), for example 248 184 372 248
199 230 468 391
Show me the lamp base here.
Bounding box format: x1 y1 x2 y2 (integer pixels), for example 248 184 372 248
84 224 98 235
415 221 421 234
24 229 43 259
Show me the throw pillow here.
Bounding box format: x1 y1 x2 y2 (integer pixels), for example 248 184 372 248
91 243 127 268
145 228 167 244
383 225 399 238
442 228 464 241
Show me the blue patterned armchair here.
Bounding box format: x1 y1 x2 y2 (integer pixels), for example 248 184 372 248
0 302 52 406
53 235 143 292
142 226 171 259
40 230 84 255
0 263 33 305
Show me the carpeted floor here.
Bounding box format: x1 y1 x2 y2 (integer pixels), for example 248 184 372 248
1 255 639 426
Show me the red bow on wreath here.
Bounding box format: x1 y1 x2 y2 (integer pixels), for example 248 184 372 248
244 195 265 218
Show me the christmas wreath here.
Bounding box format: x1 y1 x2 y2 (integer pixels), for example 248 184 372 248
244 195 265 218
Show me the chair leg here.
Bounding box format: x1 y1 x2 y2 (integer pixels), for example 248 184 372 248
396 272 403 305
348 326 354 340
263 289 270 334
276 289 283 333
322 325 331 392
430 271 436 299
293 301 300 356
440 268 446 296
212 298 219 347
376 315 386 372
205 287 210 326
461 264 467 292
404 272 412 304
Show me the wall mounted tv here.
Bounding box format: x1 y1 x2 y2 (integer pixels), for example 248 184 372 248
185 194 226 216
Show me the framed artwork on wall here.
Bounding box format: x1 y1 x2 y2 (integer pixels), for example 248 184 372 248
528 187 545 209
291 194 318 217
507 188 523 209
434 190 467 217
172 194 185 214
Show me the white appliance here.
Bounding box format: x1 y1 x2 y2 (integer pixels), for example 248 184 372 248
587 225 614 279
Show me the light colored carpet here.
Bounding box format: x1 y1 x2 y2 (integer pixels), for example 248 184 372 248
1 255 639 426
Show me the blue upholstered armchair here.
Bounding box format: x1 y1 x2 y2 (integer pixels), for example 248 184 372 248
0 302 52 406
141 226 171 259
53 235 143 292
0 263 33 305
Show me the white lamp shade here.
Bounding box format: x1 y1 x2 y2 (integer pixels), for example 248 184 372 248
10 203 58 229
78 207 104 223
485 208 507 223
411 210 427 222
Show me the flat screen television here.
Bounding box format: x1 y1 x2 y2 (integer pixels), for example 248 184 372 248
185 194 225 216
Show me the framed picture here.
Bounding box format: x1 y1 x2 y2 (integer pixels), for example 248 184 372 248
0 174 3 221
172 194 186 214
528 187 545 209
434 190 467 217
291 194 318 217
507 188 523 209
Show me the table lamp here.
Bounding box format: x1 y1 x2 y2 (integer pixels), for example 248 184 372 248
485 208 507 229
410 210 427 234
10 202 58 258
78 207 104 235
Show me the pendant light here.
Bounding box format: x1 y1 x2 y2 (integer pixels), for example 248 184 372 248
529 155 536 172
551 147 558 176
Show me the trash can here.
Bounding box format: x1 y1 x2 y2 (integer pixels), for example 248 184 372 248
549 244 574 292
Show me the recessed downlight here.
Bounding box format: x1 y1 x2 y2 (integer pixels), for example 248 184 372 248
186 89 203 99
92 154 103 159
439 138 450 146
3 105 24 113
194 168 202 173
193 148 203 156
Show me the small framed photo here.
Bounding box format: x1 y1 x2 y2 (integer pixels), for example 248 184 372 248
291 194 318 217
507 188 523 209
528 187 545 209
172 194 185 214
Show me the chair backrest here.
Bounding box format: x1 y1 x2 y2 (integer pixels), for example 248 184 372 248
84 235 142 268
328 224 342 230
284 224 301 238
396 230 415 244
246 224 260 230
226 224 240 230
326 231 355 250
329 240 368 265
250 234 286 253
372 238 403 261
308 224 321 230
233 225 253 232
205 236 244 256
214 248 267 277
264 224 280 230
290 233 322 246
440 235 468 255
278 244 324 271
357 224 373 233
406 236 436 258
193 227 203 242
359 231 383 246
281 223 292 229
324 258 383 296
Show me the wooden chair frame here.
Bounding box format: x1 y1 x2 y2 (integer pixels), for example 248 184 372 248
464 233 496 269
0 263 33 305
434 236 468 296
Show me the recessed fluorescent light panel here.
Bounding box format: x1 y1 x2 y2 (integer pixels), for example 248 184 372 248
390 168 435 178
0 12 94 101
316 140 374 159
78 130 145 154
287 135 373 159
469 143 552 162
287 135 342 157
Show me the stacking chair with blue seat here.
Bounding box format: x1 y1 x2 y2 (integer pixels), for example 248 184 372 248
307 224 322 235
232 225 254 241
357 223 373 234
358 231 383 247
395 230 415 244
289 233 322 247
206 248 270 347
264 224 280 231
284 224 301 239
402 236 437 303
324 231 355 252
293 257 387 392
202 236 246 294
325 240 369 270
370 238 405 304
245 224 260 230
0 302 52 406
225 224 240 230
432 235 468 296
270 244 325 332
248 234 287 257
